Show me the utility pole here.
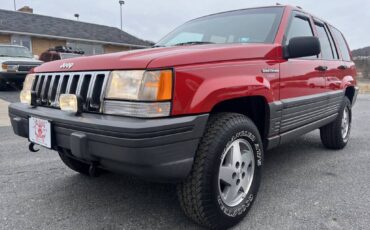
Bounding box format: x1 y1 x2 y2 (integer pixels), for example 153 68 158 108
13 0 16 11
119 0 125 30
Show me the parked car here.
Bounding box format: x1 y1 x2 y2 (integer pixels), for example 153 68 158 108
0 44 42 90
39 46 84 62
9 5 358 229
307 76 342 89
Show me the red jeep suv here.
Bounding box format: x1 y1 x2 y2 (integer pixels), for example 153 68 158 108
9 5 358 229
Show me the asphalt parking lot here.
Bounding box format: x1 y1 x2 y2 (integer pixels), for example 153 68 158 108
0 90 369 230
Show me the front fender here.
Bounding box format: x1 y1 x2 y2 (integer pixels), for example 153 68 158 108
171 61 279 115
342 75 356 89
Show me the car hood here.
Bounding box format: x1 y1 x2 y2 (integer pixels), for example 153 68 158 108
0 56 42 64
34 44 279 73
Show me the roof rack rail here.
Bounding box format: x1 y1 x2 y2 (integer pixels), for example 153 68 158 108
48 46 85 55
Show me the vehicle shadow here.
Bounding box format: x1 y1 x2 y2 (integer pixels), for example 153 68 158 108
0 86 21 103
43 131 330 229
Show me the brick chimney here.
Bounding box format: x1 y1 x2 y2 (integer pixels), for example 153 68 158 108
18 6 33 14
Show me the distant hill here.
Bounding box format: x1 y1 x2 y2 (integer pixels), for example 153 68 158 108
352 46 370 79
352 46 370 57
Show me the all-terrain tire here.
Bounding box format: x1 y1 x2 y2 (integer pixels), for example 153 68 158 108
320 97 352 150
177 113 264 229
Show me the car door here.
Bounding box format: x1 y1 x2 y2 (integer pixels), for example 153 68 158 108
278 12 332 134
280 12 327 100
329 26 357 91
312 19 342 91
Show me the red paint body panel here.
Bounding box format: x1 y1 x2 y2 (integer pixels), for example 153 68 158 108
172 59 280 115
32 5 357 117
279 59 328 100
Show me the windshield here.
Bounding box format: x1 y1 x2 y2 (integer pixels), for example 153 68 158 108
0 46 33 58
156 7 284 47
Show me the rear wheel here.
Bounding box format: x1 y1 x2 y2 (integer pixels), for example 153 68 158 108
177 113 263 229
58 150 90 176
320 97 352 149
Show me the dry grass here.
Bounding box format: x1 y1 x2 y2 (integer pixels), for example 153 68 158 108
358 81 370 94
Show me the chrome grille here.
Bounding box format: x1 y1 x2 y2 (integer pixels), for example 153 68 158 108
31 71 109 112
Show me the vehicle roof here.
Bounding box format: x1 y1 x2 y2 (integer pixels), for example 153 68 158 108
189 5 339 31
190 5 286 21
284 5 338 30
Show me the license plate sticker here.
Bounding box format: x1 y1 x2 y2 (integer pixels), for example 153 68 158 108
29 117 51 148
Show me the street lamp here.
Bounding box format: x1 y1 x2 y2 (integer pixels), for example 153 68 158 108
119 0 125 30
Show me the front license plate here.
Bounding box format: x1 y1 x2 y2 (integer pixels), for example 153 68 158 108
29 117 51 148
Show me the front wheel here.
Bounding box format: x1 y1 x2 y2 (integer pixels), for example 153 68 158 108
320 97 352 149
177 113 263 229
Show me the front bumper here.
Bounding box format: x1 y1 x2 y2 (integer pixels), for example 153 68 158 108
9 103 209 182
0 71 28 82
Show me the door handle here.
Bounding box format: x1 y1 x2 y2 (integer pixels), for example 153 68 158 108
315 66 328 71
338 65 348 70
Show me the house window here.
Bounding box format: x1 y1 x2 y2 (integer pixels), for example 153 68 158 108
66 41 103 55
11 35 32 51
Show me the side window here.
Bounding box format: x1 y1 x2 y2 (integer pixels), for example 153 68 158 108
331 27 351 61
314 22 335 60
285 15 314 44
325 25 339 59
285 14 316 59
11 35 32 52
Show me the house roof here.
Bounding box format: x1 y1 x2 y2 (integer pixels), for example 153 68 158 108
0 8 151 48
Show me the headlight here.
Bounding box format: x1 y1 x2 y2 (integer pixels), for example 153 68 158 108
1 63 7 71
20 74 36 104
1 64 19 72
105 70 173 101
104 70 173 117
7 65 19 72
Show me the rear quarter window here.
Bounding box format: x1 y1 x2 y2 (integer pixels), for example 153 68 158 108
330 27 351 61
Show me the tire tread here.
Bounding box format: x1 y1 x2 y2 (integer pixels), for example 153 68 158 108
177 113 260 229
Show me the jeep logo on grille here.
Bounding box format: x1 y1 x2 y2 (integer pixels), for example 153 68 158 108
60 63 74 69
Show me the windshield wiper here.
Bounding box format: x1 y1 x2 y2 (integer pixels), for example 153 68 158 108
173 41 215 46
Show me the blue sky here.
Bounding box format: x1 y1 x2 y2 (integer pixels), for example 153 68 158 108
2 0 369 49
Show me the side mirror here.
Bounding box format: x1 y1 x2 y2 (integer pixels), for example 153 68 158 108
284 36 321 59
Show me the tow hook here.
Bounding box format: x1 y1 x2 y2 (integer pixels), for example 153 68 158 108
29 143 40 152
89 162 100 177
